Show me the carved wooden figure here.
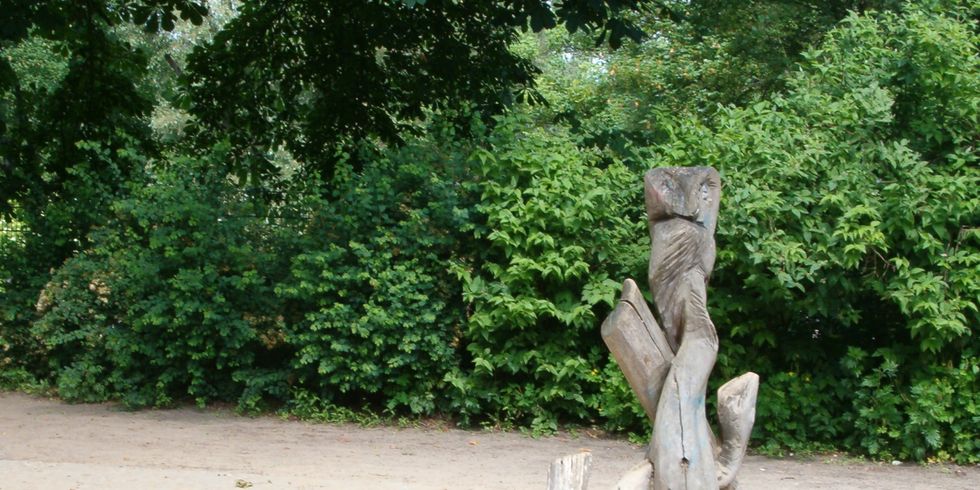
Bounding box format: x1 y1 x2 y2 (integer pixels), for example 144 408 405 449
601 167 758 490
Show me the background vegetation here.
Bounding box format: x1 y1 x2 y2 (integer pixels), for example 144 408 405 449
1 0 976 463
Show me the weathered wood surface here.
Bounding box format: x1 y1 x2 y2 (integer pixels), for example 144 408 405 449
547 452 593 490
593 167 758 490
716 372 760 489
645 168 723 490
649 270 719 490
601 278 674 423
644 167 721 354
613 460 653 490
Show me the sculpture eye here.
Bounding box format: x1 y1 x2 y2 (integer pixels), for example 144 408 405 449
661 179 673 192
700 182 709 202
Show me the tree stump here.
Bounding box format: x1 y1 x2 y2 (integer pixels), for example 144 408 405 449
547 452 593 490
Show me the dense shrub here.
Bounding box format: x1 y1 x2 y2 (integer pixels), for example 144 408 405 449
32 145 299 408
0 223 33 372
652 6 978 462
278 121 480 415
24 119 482 414
2 3 976 465
447 114 647 431
840 348 979 462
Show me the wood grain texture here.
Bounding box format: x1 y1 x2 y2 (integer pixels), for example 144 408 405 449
601 278 674 423
547 452 593 490
599 167 758 490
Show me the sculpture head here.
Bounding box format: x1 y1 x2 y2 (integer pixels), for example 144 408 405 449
644 166 721 235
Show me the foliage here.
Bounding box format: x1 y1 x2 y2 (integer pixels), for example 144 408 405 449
521 1 912 161
277 118 481 415
757 347 980 464
676 1 906 106
0 2 180 371
185 0 647 182
1 0 207 205
114 0 241 145
1 0 977 466
839 347 979 463
285 389 390 427
595 355 650 437
448 114 647 431
651 4 978 462
693 6 977 352
32 146 300 408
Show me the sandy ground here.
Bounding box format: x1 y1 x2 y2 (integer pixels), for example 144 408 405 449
0 392 976 489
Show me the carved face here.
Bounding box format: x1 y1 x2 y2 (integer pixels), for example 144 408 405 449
644 167 721 235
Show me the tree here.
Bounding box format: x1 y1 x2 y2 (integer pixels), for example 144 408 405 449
0 0 210 232
0 0 207 371
184 0 650 182
522 1 912 159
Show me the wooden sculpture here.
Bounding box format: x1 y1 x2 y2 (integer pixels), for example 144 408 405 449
602 167 758 490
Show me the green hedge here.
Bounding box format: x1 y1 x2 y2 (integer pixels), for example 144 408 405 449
1 5 976 464
278 123 478 415
649 7 978 462
446 115 647 431
30 145 299 407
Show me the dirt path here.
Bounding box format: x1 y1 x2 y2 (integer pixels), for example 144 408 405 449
0 392 975 489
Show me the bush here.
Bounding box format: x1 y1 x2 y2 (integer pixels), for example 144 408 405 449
0 223 37 374
653 5 979 462
447 114 648 431
4 5 975 465
278 122 479 415
33 145 299 408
